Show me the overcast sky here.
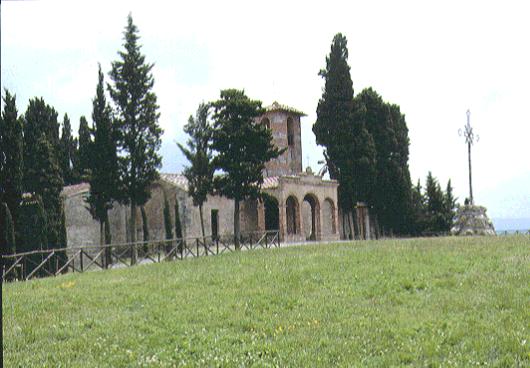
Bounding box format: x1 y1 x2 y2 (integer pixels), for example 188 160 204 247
2 0 529 220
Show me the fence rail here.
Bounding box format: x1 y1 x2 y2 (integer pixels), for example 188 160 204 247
1 230 280 282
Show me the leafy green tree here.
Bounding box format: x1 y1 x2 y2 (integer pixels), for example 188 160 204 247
23 97 62 193
177 103 214 238
0 90 24 224
31 135 65 249
211 89 282 249
163 194 173 240
424 172 446 234
357 88 413 236
443 179 457 230
313 34 376 237
108 14 162 263
409 179 426 236
76 116 92 181
86 65 119 257
1 202 16 256
17 195 48 274
175 198 183 239
59 113 77 185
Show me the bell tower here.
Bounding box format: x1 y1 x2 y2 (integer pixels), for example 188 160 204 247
258 102 305 177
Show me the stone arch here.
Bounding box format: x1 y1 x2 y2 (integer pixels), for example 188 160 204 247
322 197 336 237
264 195 279 231
285 195 299 235
261 117 271 130
287 116 294 147
302 193 320 241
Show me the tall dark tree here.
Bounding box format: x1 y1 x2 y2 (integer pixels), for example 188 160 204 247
1 203 16 256
409 179 426 236
76 116 92 181
0 90 24 223
108 14 162 263
174 199 183 239
211 89 282 249
443 179 457 231
86 64 119 253
31 135 65 249
177 103 214 238
357 88 412 236
163 194 173 240
424 172 446 234
313 33 376 237
59 113 77 185
23 97 61 193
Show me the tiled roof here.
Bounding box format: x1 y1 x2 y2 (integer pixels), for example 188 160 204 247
264 101 306 116
262 176 279 189
61 182 90 197
160 173 188 191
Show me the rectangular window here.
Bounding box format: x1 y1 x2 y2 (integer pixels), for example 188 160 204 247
211 209 219 239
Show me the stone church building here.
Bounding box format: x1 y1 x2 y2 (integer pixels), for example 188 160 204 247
63 102 341 246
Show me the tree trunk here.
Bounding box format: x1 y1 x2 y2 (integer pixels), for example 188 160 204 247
234 199 240 250
99 220 105 267
199 204 205 239
341 210 347 239
104 214 112 268
130 203 137 264
347 210 354 240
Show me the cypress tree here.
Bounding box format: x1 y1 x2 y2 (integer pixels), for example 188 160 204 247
425 172 446 234
86 64 119 256
108 14 162 263
443 180 457 231
30 135 64 249
313 34 376 237
163 194 173 240
59 113 76 185
0 89 24 224
174 199 183 239
210 89 282 249
77 116 92 181
1 202 16 256
23 97 61 193
177 103 214 238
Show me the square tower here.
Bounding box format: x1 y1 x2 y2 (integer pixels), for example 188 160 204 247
258 102 306 177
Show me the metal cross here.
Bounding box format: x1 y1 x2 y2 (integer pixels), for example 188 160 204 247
459 109 479 205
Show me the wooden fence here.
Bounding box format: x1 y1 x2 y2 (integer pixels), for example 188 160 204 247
1 230 280 282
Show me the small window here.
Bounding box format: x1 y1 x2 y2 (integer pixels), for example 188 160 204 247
287 117 294 146
211 209 219 239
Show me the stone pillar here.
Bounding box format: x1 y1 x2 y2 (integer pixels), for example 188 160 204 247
278 204 287 242
296 199 303 242
257 199 265 232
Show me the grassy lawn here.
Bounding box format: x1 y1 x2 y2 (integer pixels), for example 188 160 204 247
3 236 529 367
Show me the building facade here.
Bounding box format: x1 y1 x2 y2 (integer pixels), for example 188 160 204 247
62 102 340 246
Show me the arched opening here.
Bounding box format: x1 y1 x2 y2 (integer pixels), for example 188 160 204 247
264 195 279 231
287 117 294 147
322 198 336 237
302 193 320 241
261 117 271 130
286 196 299 235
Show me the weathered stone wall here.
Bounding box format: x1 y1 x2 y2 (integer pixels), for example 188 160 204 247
259 110 302 177
264 173 340 242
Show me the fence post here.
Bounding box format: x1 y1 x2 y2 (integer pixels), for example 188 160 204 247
80 250 84 272
216 236 219 254
196 238 199 257
180 240 183 260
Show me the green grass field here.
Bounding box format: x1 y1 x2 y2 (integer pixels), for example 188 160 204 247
3 236 529 367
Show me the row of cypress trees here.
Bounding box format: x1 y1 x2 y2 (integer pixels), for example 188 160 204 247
314 33 457 237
